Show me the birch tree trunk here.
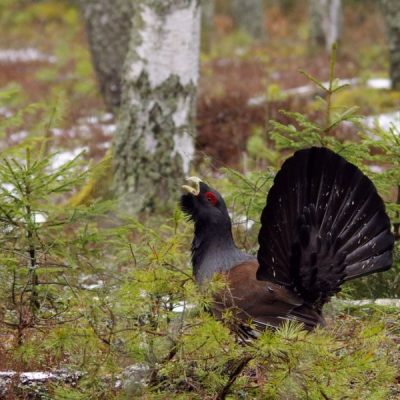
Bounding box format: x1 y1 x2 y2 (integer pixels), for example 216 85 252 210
380 0 400 90
78 0 133 112
309 0 342 52
113 0 201 215
231 0 266 41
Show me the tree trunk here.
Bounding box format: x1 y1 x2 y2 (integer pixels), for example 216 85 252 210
201 0 215 53
78 0 134 112
113 0 201 215
231 0 266 41
380 0 400 90
309 0 342 52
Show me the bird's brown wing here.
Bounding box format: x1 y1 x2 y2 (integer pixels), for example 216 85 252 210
213 260 324 332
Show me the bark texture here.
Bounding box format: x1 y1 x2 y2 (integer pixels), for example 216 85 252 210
380 0 400 90
231 0 266 41
77 0 134 112
113 0 201 215
309 0 342 52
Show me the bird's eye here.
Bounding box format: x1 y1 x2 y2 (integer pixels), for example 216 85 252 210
205 191 218 206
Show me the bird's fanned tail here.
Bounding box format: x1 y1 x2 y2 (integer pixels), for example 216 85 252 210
257 147 394 307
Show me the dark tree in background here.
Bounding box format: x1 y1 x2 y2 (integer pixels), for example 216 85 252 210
231 0 266 41
201 0 215 53
380 0 400 90
78 0 134 112
309 0 342 52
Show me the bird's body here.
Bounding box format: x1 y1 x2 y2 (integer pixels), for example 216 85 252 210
181 147 394 333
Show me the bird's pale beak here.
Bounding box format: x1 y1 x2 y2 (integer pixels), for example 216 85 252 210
182 176 202 196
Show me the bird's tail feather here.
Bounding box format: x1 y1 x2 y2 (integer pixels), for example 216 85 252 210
257 147 394 306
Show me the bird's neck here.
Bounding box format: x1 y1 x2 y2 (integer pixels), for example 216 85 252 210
191 221 250 283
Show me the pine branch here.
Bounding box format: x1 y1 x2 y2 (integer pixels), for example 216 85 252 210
215 355 252 400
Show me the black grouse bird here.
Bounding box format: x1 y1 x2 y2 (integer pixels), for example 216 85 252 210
181 147 394 332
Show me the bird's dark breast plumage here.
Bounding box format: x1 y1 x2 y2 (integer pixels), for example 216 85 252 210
213 259 325 333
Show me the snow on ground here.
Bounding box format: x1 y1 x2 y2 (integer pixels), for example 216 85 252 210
368 165 385 174
0 107 13 118
8 130 29 142
366 78 391 89
172 301 196 313
49 113 116 140
364 111 400 132
247 77 399 138
232 214 256 231
248 78 393 106
0 48 56 64
50 147 88 170
339 298 400 307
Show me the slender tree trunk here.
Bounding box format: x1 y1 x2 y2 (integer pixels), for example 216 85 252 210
380 0 400 90
309 0 342 52
77 0 134 112
113 0 201 215
201 0 215 53
231 0 266 41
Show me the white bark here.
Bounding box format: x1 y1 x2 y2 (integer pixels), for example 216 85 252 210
128 2 200 88
309 0 342 52
113 0 201 214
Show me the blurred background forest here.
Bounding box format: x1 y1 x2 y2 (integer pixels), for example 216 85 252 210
0 0 398 169
0 0 399 399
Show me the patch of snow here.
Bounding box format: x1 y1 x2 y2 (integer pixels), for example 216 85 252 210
234 215 255 231
172 131 194 175
50 148 87 170
100 113 114 122
285 84 314 96
82 115 102 125
339 298 400 307
364 112 400 132
129 2 200 88
101 124 116 135
81 280 104 290
97 142 111 150
368 165 384 174
249 77 392 106
20 372 54 382
32 212 47 224
8 130 28 142
50 128 65 137
0 107 13 117
286 78 358 97
172 301 195 313
366 78 391 90
247 95 266 107
1 183 17 194
0 48 56 64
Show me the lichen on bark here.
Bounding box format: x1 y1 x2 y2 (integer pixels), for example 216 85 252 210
113 0 200 215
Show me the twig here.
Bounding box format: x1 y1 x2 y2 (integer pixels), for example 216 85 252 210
215 355 253 400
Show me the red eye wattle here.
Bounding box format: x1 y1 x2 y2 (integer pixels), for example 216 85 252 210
205 191 218 206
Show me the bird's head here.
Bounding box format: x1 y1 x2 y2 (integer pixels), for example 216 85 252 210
180 177 231 228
